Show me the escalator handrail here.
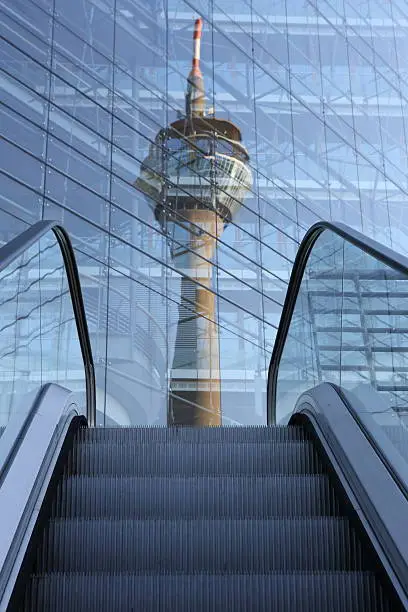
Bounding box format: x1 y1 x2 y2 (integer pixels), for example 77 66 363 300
267 220 408 424
292 382 408 606
0 221 96 427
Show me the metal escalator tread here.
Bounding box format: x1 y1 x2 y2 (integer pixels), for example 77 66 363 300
24 572 393 612
79 425 310 442
37 517 372 572
17 426 400 611
51 474 341 518
66 441 324 476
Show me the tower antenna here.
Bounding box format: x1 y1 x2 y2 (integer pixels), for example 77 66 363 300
186 17 205 118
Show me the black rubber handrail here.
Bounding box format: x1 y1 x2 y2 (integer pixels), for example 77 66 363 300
0 221 96 427
267 221 408 424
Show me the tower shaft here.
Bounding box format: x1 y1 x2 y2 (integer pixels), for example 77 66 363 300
169 209 222 426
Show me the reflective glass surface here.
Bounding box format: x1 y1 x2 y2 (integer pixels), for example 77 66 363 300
2 0 408 425
0 230 86 429
275 228 408 480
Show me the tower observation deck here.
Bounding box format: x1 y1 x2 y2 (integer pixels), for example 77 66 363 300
136 18 252 425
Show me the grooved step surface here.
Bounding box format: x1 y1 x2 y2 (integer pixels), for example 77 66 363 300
51 475 340 519
67 442 323 476
79 426 308 443
15 425 400 611
36 518 369 573
23 572 394 612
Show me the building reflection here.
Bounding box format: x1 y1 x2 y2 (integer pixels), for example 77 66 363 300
137 18 252 425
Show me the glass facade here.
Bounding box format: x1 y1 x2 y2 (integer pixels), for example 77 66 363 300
275 227 408 425
1 0 408 425
0 229 86 428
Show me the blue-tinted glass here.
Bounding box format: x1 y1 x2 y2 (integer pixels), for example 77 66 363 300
53 23 113 108
50 74 111 141
48 107 111 168
54 0 114 57
0 230 86 430
43 200 110 265
0 209 29 246
1 37 49 95
2 105 47 160
47 137 110 199
1 0 52 66
275 228 408 485
1 0 408 427
1 138 45 193
0 176 43 226
1 74 48 128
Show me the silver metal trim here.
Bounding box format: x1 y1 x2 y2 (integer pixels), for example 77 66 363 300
0 383 85 610
292 383 408 608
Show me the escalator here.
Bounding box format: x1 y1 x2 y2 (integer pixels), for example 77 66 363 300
8 421 401 611
0 221 407 610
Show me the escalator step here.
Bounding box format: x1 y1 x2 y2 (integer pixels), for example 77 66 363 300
36 518 371 573
51 474 340 519
23 572 396 612
15 423 401 611
66 442 323 476
78 425 308 443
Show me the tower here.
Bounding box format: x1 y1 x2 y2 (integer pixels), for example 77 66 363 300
136 18 252 425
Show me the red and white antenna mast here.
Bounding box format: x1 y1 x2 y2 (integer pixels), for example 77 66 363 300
186 18 205 118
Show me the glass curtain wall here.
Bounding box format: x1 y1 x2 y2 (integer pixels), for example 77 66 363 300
1 0 408 425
